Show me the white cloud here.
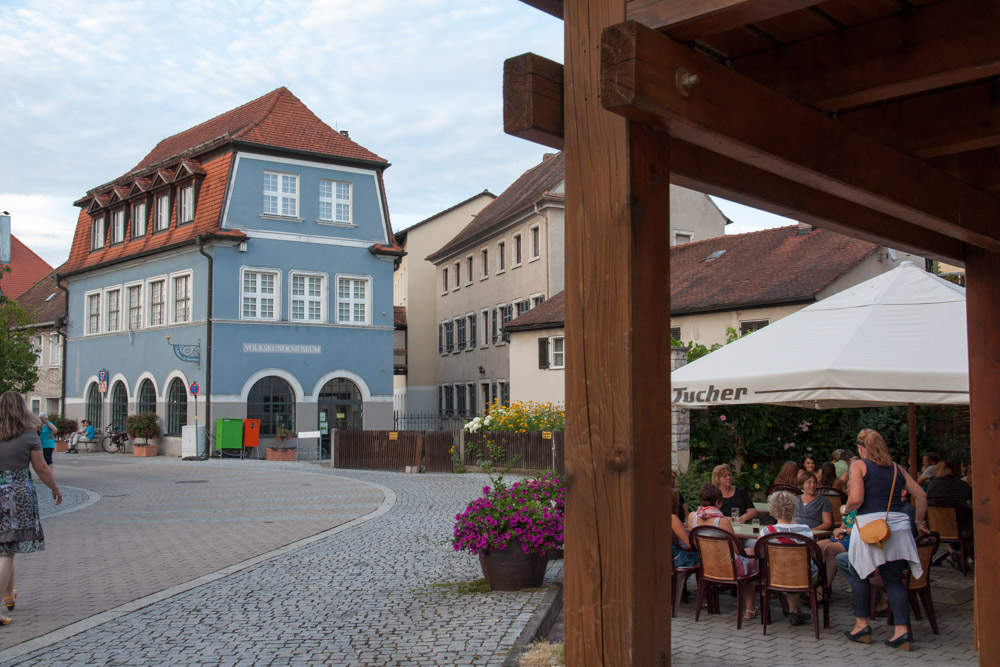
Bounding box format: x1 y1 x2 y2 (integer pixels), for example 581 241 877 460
0 193 80 267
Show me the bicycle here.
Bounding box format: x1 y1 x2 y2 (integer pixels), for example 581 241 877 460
100 425 130 454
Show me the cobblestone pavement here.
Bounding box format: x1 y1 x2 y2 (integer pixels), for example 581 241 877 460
1 455 560 666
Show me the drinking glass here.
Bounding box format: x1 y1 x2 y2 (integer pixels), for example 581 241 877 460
731 508 740 524
752 518 761 532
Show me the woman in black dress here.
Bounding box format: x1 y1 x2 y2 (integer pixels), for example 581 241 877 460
0 391 62 625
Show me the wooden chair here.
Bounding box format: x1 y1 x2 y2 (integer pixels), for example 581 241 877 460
926 505 973 575
689 525 758 629
671 533 701 618
869 532 941 634
753 532 829 639
817 486 848 526
765 483 802 496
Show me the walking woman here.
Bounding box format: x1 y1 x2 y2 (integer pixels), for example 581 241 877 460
838 428 927 650
0 391 62 624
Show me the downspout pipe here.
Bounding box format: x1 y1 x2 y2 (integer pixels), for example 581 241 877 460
54 274 70 418
196 236 214 460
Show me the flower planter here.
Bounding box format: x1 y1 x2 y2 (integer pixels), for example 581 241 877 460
478 539 548 591
133 444 157 457
266 448 297 462
54 441 69 453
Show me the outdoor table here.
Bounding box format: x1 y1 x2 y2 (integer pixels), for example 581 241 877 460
731 523 832 540
754 502 770 514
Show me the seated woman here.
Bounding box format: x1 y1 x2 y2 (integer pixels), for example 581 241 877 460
927 459 974 566
771 461 800 490
712 464 757 523
687 484 757 619
672 490 699 569
819 462 847 493
794 472 833 530
800 455 819 480
759 491 816 626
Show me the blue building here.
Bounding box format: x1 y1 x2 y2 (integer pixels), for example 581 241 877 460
58 88 401 456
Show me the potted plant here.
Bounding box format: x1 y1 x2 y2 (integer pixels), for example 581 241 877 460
266 427 297 461
125 413 161 457
452 472 564 590
51 416 77 452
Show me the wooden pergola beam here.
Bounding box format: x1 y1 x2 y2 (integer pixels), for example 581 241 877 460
518 0 563 19
732 0 1000 111
628 0 824 41
841 79 1000 158
600 20 1000 254
929 147 1000 193
504 53 565 150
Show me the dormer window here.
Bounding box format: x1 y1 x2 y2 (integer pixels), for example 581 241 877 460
131 201 147 238
263 171 299 218
179 185 195 224
154 194 170 232
110 209 125 245
91 216 106 251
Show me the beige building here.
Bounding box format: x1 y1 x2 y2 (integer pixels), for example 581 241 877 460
393 191 496 414
427 152 729 413
15 273 67 417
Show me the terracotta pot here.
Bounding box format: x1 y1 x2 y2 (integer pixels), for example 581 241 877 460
266 448 297 462
478 539 548 591
133 444 157 457
54 441 69 452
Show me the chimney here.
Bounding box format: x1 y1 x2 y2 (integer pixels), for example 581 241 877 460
0 213 10 264
796 223 813 236
340 130 350 139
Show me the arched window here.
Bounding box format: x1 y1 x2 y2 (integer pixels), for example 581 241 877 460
137 379 156 414
86 383 103 430
166 378 187 435
319 378 363 430
247 376 295 436
110 381 128 430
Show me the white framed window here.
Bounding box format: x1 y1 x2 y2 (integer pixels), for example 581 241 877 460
105 287 121 332
172 272 192 324
290 271 326 323
465 256 474 286
263 171 299 218
673 230 693 245
49 333 61 367
480 248 489 279
241 268 279 321
319 179 352 223
500 303 513 342
337 275 371 326
516 298 530 316
131 201 147 238
740 319 769 336
453 262 461 291
86 291 101 335
531 293 545 308
513 233 522 267
549 336 565 369
154 194 170 232
529 224 541 260
148 278 166 327
31 335 42 367
441 267 449 293
126 283 143 330
111 209 125 245
91 216 105 250
496 241 506 273
179 185 195 224
455 317 465 351
467 313 477 350
497 380 510 406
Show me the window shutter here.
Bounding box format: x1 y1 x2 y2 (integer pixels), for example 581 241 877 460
492 309 498 344
538 338 549 368
469 316 477 348
438 324 443 355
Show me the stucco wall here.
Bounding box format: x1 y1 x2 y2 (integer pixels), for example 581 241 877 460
669 186 729 245
509 326 565 403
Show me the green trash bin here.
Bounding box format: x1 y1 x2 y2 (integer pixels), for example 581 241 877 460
216 418 244 450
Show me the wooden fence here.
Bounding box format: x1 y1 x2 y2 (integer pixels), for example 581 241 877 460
331 429 564 475
333 430 455 472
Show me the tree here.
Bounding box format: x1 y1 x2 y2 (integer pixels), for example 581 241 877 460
0 266 39 394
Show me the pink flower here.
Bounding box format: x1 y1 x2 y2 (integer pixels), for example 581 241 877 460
719 415 727 422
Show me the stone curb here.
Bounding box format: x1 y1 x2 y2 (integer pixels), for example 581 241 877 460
502 580 563 667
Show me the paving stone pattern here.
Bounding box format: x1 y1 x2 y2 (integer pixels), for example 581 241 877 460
3 456 560 666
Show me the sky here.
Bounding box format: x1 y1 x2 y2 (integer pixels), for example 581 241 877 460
0 0 793 268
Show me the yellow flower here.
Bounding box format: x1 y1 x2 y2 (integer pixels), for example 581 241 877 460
752 464 758 470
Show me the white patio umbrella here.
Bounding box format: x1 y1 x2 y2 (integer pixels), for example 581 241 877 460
670 261 968 470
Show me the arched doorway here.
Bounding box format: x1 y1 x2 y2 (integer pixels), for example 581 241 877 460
318 378 363 458
110 381 128 430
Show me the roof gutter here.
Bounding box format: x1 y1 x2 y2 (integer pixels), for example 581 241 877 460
671 296 815 317
195 235 214 460
54 274 69 418
231 140 391 171
504 321 565 333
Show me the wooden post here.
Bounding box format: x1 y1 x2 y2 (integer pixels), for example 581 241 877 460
564 0 673 663
964 245 1000 660
908 403 918 478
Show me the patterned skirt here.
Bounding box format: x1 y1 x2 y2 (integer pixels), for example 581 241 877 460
0 469 44 555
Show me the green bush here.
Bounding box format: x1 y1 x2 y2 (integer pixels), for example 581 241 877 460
125 413 161 445
51 415 77 438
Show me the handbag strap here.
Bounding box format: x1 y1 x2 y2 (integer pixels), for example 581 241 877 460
885 463 898 520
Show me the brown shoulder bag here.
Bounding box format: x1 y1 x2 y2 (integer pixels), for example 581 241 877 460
858 463 898 550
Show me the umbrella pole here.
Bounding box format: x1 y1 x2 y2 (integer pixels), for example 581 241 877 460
908 403 918 477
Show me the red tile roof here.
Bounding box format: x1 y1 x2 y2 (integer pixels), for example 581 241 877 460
15 271 65 324
0 235 54 299
506 226 878 328
427 153 564 263
505 291 566 331
60 88 390 276
133 87 386 171
670 225 877 313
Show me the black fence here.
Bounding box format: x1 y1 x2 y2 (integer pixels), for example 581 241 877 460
393 410 476 431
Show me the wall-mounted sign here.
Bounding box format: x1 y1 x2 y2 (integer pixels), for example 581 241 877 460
337 413 346 419
389 432 398 440
542 431 552 440
243 343 321 354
